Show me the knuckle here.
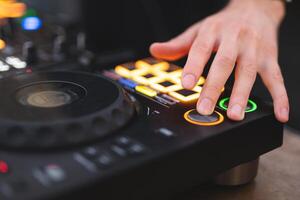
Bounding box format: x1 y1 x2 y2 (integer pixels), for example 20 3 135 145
273 70 284 83
240 63 257 78
204 83 223 96
264 43 278 58
217 55 235 68
194 41 212 56
237 25 260 41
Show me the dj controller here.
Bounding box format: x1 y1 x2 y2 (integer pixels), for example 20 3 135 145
0 2 283 200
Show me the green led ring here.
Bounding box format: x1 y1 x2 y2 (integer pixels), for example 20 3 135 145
219 97 257 113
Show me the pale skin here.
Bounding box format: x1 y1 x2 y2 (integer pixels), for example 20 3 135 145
150 0 289 123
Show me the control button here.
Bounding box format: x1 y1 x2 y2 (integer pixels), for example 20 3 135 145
169 87 202 103
0 1 26 18
118 78 137 89
219 97 258 113
33 164 66 186
0 160 9 174
115 136 132 146
114 137 147 156
0 39 6 50
154 95 176 105
135 85 157 97
166 69 183 78
102 70 122 80
128 143 146 155
81 147 98 159
135 60 169 71
0 60 10 72
150 79 182 93
184 109 224 126
111 145 127 157
5 56 26 69
22 41 37 64
197 77 206 86
115 65 147 79
161 94 179 103
132 72 162 85
95 153 115 169
155 128 175 138
53 35 68 60
43 165 66 183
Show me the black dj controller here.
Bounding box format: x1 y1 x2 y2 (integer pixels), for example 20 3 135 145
0 3 283 200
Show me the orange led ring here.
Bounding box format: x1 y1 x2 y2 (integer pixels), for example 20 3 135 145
184 109 224 126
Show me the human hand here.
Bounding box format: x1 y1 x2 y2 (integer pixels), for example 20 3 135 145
150 0 289 122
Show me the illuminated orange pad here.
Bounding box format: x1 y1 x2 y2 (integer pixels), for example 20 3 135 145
0 0 26 18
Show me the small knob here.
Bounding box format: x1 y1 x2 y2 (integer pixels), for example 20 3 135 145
22 41 38 65
53 35 68 61
52 34 69 62
76 32 86 51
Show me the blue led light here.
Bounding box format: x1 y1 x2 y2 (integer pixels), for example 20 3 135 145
118 78 137 89
21 16 42 31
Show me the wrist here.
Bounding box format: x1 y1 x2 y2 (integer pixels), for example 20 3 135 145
228 0 286 26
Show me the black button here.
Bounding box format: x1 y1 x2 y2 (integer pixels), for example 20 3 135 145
111 145 128 157
155 128 176 138
159 81 174 87
188 110 219 123
184 109 224 126
33 164 66 186
81 147 98 159
95 153 115 169
115 136 132 147
176 89 197 97
128 143 146 155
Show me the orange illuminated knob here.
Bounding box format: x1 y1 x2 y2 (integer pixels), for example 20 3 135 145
0 39 5 50
184 109 224 126
0 0 26 18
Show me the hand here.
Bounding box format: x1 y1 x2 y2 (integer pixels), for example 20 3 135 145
150 0 289 123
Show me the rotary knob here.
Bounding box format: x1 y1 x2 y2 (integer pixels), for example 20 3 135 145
22 41 38 64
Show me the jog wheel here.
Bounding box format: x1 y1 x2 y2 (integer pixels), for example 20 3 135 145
0 71 135 149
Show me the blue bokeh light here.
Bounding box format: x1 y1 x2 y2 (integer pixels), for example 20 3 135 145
21 16 42 31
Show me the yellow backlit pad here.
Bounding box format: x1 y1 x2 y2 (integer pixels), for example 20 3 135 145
0 39 5 50
168 86 202 103
115 65 148 79
150 79 182 93
135 60 169 71
114 59 224 103
135 85 157 97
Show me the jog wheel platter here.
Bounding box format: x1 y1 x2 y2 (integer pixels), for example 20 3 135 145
0 71 135 149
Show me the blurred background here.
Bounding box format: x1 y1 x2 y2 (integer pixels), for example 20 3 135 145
3 0 300 130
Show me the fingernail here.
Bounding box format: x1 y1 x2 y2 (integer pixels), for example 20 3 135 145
230 104 244 119
182 74 196 89
198 98 213 115
280 107 289 120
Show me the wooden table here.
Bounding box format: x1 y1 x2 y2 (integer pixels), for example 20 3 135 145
175 128 300 200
